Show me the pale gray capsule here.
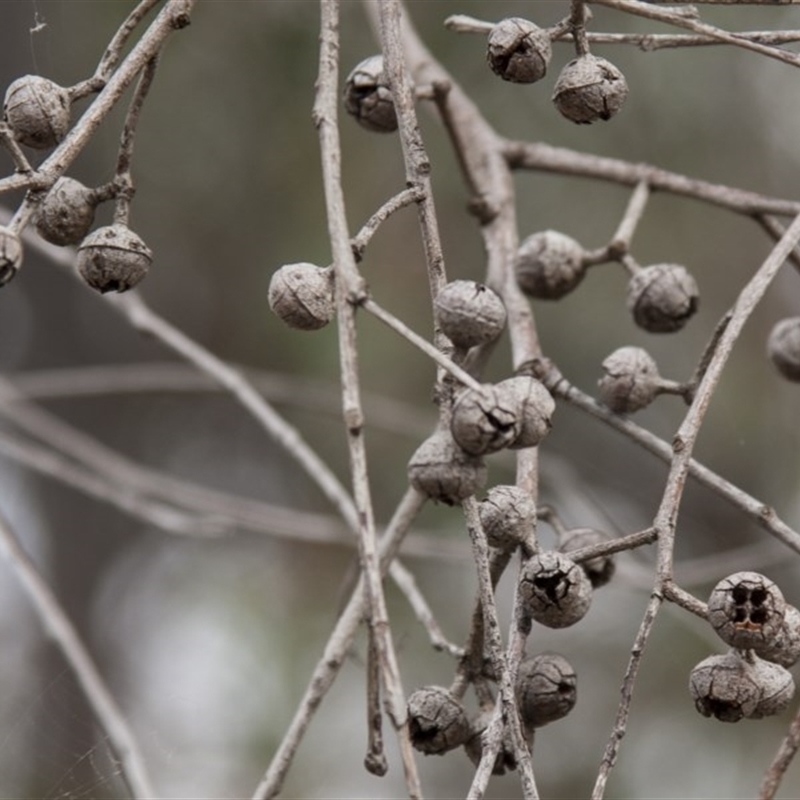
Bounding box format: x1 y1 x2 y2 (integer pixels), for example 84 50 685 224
707 572 786 652
435 280 506 349
519 551 592 628
4 75 70 148
757 604 800 668
343 55 397 133
479 485 536 551
0 226 23 286
495 376 555 449
268 263 335 331
407 686 471 755
516 230 586 299
464 710 523 775
767 317 800 382
748 657 795 719
598 346 661 414
36 177 97 246
451 384 520 456
515 653 577 728
552 55 628 124
408 428 487 505
559 527 616 588
76 224 152 294
689 651 760 722
487 17 552 84
627 264 699 333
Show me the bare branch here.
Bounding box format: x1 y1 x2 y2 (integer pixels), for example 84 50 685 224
0 511 157 799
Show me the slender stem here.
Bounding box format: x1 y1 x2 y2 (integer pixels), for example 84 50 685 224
251 488 426 800
588 0 800 69
592 592 663 799
759 704 800 800
114 56 159 225
314 4 420 795
0 512 157 799
361 298 485 393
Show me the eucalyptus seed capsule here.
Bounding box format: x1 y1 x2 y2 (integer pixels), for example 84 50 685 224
36 177 97 246
343 55 397 133
435 280 506 349
407 686 471 755
627 263 699 333
516 230 586 300
598 346 661 414
479 485 535 551
767 317 800 382
487 18 552 84
707 571 786 652
76 224 152 293
552 55 628 124
407 428 487 505
4 75 71 148
515 653 577 728
519 551 592 628
268 263 335 331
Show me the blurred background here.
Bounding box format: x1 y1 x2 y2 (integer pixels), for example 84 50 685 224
0 0 798 797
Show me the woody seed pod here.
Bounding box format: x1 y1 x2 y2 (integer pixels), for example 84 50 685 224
0 226 23 286
757 604 800 668
559 527 616 589
707 572 786 652
552 54 628 124
495 376 555 449
268 262 335 331
4 75 71 148
343 55 397 133
464 710 523 775
689 651 761 722
767 317 800 382
518 551 592 628
515 653 577 728
627 263 699 333
479 485 536 551
748 657 795 719
36 177 98 246
435 280 506 349
451 384 520 456
407 428 487 505
407 686 471 755
516 230 586 300
598 346 661 414
487 18 552 84
76 224 152 293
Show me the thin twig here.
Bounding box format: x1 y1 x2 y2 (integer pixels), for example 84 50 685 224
592 591 663 799
531 362 800 554
759 703 800 800
0 0 197 198
352 186 425 261
502 140 800 218
388 560 465 658
463 498 538 800
0 427 219 536
114 56 159 225
250 488 426 800
588 0 800 69
361 297 485 393
314 4 419 793
0 511 157 799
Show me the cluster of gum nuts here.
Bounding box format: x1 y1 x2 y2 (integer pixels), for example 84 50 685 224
268 263 617 768
692 572 799 723
0 74 152 293
406 486 617 771
342 16 629 131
